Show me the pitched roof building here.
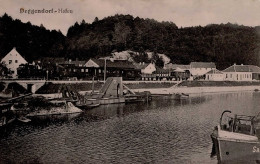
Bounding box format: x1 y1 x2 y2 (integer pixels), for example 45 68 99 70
222 64 260 81
86 58 136 69
205 69 224 81
189 62 216 77
1 47 27 78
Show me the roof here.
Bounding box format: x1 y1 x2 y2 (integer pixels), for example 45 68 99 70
133 62 150 70
91 59 136 69
206 69 223 74
172 64 190 70
174 67 186 72
190 62 216 68
164 63 190 70
1 47 27 63
223 65 260 73
41 57 65 64
154 67 169 73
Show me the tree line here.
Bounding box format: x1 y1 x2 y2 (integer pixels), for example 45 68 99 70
0 13 260 70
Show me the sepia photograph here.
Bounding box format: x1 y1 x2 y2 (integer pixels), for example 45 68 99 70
0 0 260 163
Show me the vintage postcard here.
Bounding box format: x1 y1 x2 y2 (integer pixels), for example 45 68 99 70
0 0 259 163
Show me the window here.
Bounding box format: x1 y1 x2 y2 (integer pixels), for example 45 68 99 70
99 69 101 73
9 60 12 64
81 69 84 72
86 69 88 72
15 60 18 63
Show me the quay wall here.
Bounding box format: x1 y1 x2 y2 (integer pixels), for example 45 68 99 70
2 79 260 94
132 86 260 94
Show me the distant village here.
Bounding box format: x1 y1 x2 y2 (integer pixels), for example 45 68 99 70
1 47 260 82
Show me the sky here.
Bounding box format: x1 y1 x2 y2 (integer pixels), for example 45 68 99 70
1 0 260 35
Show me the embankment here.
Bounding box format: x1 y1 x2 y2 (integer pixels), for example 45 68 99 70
30 80 260 96
132 81 260 94
133 85 260 94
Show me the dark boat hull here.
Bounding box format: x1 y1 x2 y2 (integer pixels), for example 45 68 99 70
211 132 260 163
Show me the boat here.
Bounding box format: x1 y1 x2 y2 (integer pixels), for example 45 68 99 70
151 92 189 100
0 103 16 127
173 93 189 100
76 101 100 109
17 116 31 123
0 116 16 127
76 77 127 107
211 110 260 163
125 91 152 103
27 101 82 116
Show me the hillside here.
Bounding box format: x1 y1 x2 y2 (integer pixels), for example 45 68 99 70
0 13 260 70
0 13 65 62
66 14 260 69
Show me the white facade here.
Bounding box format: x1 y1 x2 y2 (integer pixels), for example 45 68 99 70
222 64 258 81
205 73 224 81
141 63 156 74
189 62 216 77
1 47 27 78
190 67 213 76
224 72 252 81
85 59 100 68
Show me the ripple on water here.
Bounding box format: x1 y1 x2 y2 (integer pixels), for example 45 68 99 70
0 92 259 163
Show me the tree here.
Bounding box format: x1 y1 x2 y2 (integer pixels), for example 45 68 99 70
94 17 99 22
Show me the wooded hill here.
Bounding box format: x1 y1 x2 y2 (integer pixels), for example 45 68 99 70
0 13 260 70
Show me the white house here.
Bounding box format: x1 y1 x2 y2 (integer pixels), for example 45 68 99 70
205 69 224 81
134 62 156 74
222 64 260 81
1 47 27 78
189 62 216 77
133 62 156 81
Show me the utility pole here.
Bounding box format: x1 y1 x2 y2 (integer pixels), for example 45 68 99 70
104 58 106 83
46 70 49 81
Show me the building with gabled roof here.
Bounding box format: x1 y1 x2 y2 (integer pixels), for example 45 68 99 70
222 64 260 81
205 69 224 81
85 58 141 80
133 62 156 75
189 62 216 77
1 47 27 78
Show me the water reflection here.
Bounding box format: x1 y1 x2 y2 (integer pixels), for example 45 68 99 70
0 92 259 164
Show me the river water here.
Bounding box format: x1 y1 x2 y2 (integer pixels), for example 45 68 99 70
0 91 259 164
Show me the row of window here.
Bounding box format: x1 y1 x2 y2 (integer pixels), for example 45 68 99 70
9 60 18 64
225 73 251 79
192 68 213 70
207 74 223 78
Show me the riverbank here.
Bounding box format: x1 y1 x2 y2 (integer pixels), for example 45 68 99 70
133 85 260 94
178 81 260 87
35 81 176 94
2 80 260 96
